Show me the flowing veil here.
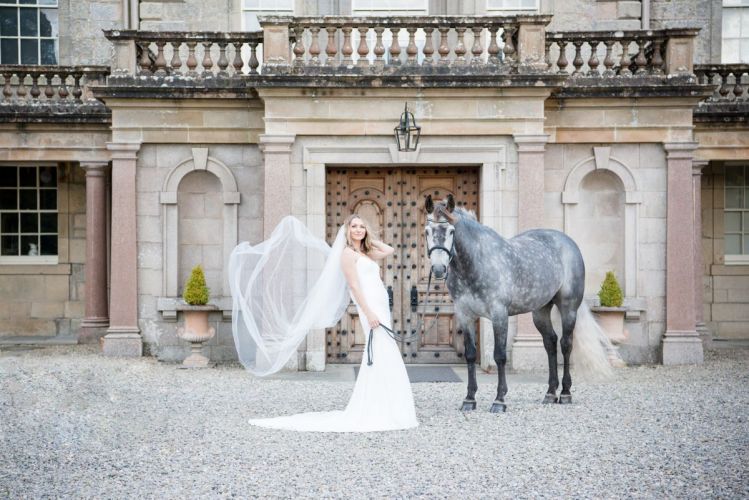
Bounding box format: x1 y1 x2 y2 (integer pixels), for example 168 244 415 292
228 216 350 376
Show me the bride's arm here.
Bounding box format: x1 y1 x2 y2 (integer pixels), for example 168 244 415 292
341 248 380 328
367 239 395 260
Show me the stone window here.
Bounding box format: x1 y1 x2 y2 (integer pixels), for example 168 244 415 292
241 0 293 31
722 0 749 63
0 165 58 263
0 0 58 65
724 165 749 259
486 0 539 12
352 0 428 15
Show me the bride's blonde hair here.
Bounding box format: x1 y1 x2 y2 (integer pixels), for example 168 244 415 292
344 214 376 255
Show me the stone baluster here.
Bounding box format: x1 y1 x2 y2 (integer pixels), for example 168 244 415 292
170 41 183 74
16 73 27 101
216 42 229 77
718 70 731 99
186 41 198 77
2 73 12 102
556 40 569 74
293 26 306 67
470 26 483 65
231 41 243 75
651 38 664 75
422 27 435 66
634 38 648 75
325 26 338 67
502 24 516 63
733 72 745 99
30 72 41 100
488 25 501 65
587 40 600 76
154 41 168 76
438 27 450 65
72 73 83 101
544 40 552 69
454 27 467 65
602 40 615 77
43 73 55 100
406 27 418 65
619 39 633 76
341 26 354 66
357 26 371 67
571 41 584 76
201 41 214 77
389 27 402 66
309 27 321 65
138 41 152 75
58 74 69 100
249 42 260 74
373 27 386 70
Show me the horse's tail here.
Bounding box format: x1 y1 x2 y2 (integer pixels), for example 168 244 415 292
570 302 615 380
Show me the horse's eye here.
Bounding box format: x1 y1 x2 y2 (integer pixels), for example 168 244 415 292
449 229 454 236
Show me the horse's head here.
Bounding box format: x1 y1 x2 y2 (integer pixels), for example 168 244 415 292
424 194 457 279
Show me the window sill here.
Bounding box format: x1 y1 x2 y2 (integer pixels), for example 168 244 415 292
725 255 749 265
0 263 70 275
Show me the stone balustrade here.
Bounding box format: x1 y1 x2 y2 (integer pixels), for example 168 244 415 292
695 64 749 102
104 30 264 78
546 29 700 78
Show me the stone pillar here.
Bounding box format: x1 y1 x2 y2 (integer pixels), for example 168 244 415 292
259 134 295 238
693 159 710 346
79 162 110 343
511 134 549 370
102 143 143 357
662 143 703 365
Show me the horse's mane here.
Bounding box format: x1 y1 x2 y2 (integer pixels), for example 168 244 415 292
453 206 477 221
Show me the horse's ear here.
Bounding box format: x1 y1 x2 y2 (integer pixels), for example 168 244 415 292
446 194 455 212
425 195 433 214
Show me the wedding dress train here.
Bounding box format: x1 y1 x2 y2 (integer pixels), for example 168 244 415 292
248 254 418 432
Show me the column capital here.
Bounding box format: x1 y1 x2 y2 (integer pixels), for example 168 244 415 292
513 134 549 153
692 159 709 176
663 142 698 159
259 134 295 154
106 142 141 160
79 161 110 175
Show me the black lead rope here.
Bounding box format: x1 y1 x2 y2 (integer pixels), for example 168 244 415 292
367 324 419 366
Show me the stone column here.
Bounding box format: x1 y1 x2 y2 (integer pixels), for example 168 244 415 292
102 143 143 357
511 134 549 370
693 159 710 346
662 143 703 365
259 134 295 238
79 162 110 343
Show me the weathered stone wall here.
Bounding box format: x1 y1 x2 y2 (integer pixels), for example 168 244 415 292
59 0 124 66
0 164 87 340
135 144 263 361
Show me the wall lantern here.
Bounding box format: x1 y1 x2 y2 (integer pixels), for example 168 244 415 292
394 103 421 152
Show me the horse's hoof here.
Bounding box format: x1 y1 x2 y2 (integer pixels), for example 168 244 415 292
489 401 507 413
460 400 477 411
558 394 572 404
542 394 558 404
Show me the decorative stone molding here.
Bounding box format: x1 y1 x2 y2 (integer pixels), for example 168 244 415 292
160 148 240 303
562 147 642 299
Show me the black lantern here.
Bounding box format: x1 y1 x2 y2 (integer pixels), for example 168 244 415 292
394 103 421 152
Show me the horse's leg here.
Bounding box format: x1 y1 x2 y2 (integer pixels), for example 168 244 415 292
532 303 559 404
559 305 577 404
490 309 509 413
458 310 478 411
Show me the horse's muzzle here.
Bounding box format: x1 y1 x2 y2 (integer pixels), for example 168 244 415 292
432 265 447 279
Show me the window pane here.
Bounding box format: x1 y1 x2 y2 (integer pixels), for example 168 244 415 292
726 211 741 232
40 234 56 255
19 166 35 186
19 188 36 209
726 234 741 254
723 39 740 63
38 166 55 187
1 213 18 233
19 0 38 4
20 38 38 64
0 166 16 187
19 5 36 35
40 0 59 5
39 6 55 36
740 39 749 63
40 37 55 63
723 8 742 37
1 235 19 256
744 235 749 255
39 189 55 209
0 190 17 210
0 7 18 36
20 212 37 232
726 166 745 186
1 38 18 64
40 212 55 232
726 188 743 208
20 234 37 255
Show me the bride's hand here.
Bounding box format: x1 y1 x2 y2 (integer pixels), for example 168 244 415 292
366 311 380 329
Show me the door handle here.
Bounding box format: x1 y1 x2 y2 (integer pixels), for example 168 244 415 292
410 285 418 311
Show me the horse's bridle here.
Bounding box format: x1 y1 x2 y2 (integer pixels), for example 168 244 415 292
426 216 455 274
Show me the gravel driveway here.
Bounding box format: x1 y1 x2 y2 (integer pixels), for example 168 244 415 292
1 345 747 499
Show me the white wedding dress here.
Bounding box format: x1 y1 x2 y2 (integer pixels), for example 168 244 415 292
247 253 418 432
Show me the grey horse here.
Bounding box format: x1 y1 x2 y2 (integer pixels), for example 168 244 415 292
424 194 610 412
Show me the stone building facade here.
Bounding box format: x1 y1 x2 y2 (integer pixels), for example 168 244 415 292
1 0 747 370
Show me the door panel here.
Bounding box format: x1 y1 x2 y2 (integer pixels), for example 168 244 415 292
326 166 479 364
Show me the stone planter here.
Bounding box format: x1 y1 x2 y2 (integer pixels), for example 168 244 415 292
176 304 217 368
591 306 628 368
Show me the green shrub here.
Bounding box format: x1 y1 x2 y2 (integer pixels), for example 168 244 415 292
183 265 210 305
598 271 624 307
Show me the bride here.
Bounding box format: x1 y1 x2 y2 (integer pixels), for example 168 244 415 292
228 214 418 432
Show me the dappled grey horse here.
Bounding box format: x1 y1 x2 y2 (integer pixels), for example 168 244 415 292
424 194 602 412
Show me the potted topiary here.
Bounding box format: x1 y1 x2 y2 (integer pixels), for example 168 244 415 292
592 271 628 367
176 265 216 368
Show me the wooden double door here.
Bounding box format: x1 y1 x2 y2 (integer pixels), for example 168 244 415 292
325 166 479 364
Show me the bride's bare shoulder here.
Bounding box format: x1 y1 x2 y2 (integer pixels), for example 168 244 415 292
341 247 358 262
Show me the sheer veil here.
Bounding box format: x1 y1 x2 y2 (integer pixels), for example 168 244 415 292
228 216 350 376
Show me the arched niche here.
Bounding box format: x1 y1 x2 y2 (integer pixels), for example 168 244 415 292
160 148 240 299
562 147 641 300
